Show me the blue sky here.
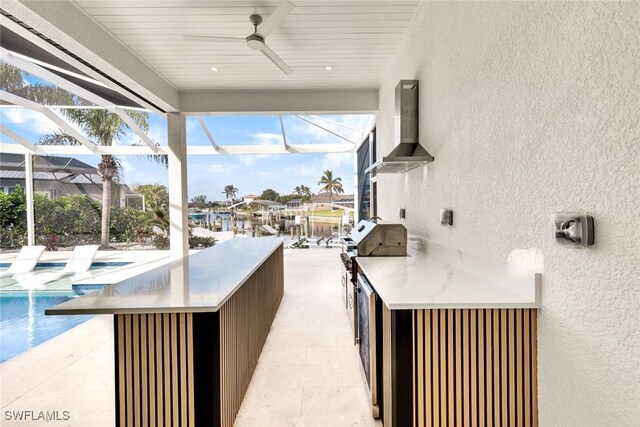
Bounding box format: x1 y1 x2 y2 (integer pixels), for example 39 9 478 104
0 107 371 202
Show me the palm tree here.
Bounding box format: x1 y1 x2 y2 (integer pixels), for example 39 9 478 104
3 63 154 248
222 184 239 206
1 63 76 105
317 170 344 203
134 184 169 213
39 109 150 248
293 185 313 204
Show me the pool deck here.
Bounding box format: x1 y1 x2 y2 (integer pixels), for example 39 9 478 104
0 248 381 426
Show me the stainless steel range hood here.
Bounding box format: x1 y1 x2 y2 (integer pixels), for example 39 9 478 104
367 80 434 174
366 141 434 173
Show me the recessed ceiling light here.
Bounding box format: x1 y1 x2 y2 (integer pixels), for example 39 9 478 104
210 67 218 72
325 66 333 71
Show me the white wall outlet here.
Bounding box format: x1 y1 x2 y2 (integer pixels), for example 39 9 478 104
398 208 406 219
553 213 595 247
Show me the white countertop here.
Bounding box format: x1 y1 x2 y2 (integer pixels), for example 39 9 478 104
356 241 541 310
46 238 284 315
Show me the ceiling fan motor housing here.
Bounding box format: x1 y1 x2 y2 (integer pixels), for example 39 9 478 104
249 14 263 27
246 33 266 50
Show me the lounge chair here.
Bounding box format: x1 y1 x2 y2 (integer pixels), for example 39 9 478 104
0 245 46 278
23 245 100 285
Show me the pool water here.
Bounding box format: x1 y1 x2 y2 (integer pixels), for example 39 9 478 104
0 291 93 363
0 262 130 292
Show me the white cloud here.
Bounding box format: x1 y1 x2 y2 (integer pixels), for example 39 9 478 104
238 156 255 166
118 155 168 187
322 152 353 170
0 108 59 136
147 121 167 146
250 132 283 146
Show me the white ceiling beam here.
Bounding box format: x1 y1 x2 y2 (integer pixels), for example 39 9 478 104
0 48 159 153
1 1 179 112
186 143 353 155
306 114 368 134
0 14 168 114
0 90 101 154
181 89 377 114
0 105 145 110
0 143 153 156
0 125 45 154
279 115 291 152
196 116 221 153
0 142 353 156
0 144 28 154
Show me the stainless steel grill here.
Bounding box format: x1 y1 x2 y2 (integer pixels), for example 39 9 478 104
342 220 407 257
338 220 408 418
339 220 408 346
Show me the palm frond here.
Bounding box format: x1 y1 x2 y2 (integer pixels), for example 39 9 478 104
133 141 168 168
38 130 81 146
124 109 150 133
1 63 79 106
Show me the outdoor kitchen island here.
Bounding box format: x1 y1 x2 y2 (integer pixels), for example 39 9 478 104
356 240 541 427
46 238 284 427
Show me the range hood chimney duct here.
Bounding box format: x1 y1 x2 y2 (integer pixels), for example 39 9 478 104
367 80 434 174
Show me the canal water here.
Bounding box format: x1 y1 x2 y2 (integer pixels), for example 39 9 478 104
195 212 347 238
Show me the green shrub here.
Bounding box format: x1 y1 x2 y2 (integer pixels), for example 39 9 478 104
34 193 100 247
0 186 27 248
152 235 169 249
0 225 27 249
0 186 170 249
110 207 148 242
189 235 217 249
0 185 26 228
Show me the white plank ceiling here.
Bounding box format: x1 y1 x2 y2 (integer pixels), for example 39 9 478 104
73 0 420 91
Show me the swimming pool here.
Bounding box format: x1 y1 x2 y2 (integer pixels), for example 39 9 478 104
0 262 130 292
0 291 93 363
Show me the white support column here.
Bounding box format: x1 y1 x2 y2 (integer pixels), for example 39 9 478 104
25 153 35 246
167 113 189 259
353 147 359 223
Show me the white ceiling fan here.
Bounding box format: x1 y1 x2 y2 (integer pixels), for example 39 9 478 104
183 1 295 75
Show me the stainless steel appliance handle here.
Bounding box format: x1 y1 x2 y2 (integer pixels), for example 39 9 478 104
358 273 373 297
353 280 359 345
357 274 380 417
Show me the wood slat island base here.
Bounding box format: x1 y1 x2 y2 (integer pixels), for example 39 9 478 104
382 306 538 427
113 246 283 427
356 244 541 427
47 239 284 427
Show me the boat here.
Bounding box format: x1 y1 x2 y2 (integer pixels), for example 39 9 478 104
188 210 207 220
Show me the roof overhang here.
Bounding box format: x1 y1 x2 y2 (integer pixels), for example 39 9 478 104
1 0 380 114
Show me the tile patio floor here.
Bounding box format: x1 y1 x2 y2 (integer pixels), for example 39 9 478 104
0 248 381 426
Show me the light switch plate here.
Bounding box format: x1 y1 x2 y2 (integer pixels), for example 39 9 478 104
398 208 405 219
553 213 594 247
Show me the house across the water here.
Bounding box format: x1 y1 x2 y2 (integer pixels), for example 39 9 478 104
0 153 143 209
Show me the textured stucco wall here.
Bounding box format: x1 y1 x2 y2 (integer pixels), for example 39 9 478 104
376 2 639 425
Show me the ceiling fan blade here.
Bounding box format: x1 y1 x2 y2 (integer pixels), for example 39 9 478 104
183 35 245 44
259 44 294 75
256 0 295 38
